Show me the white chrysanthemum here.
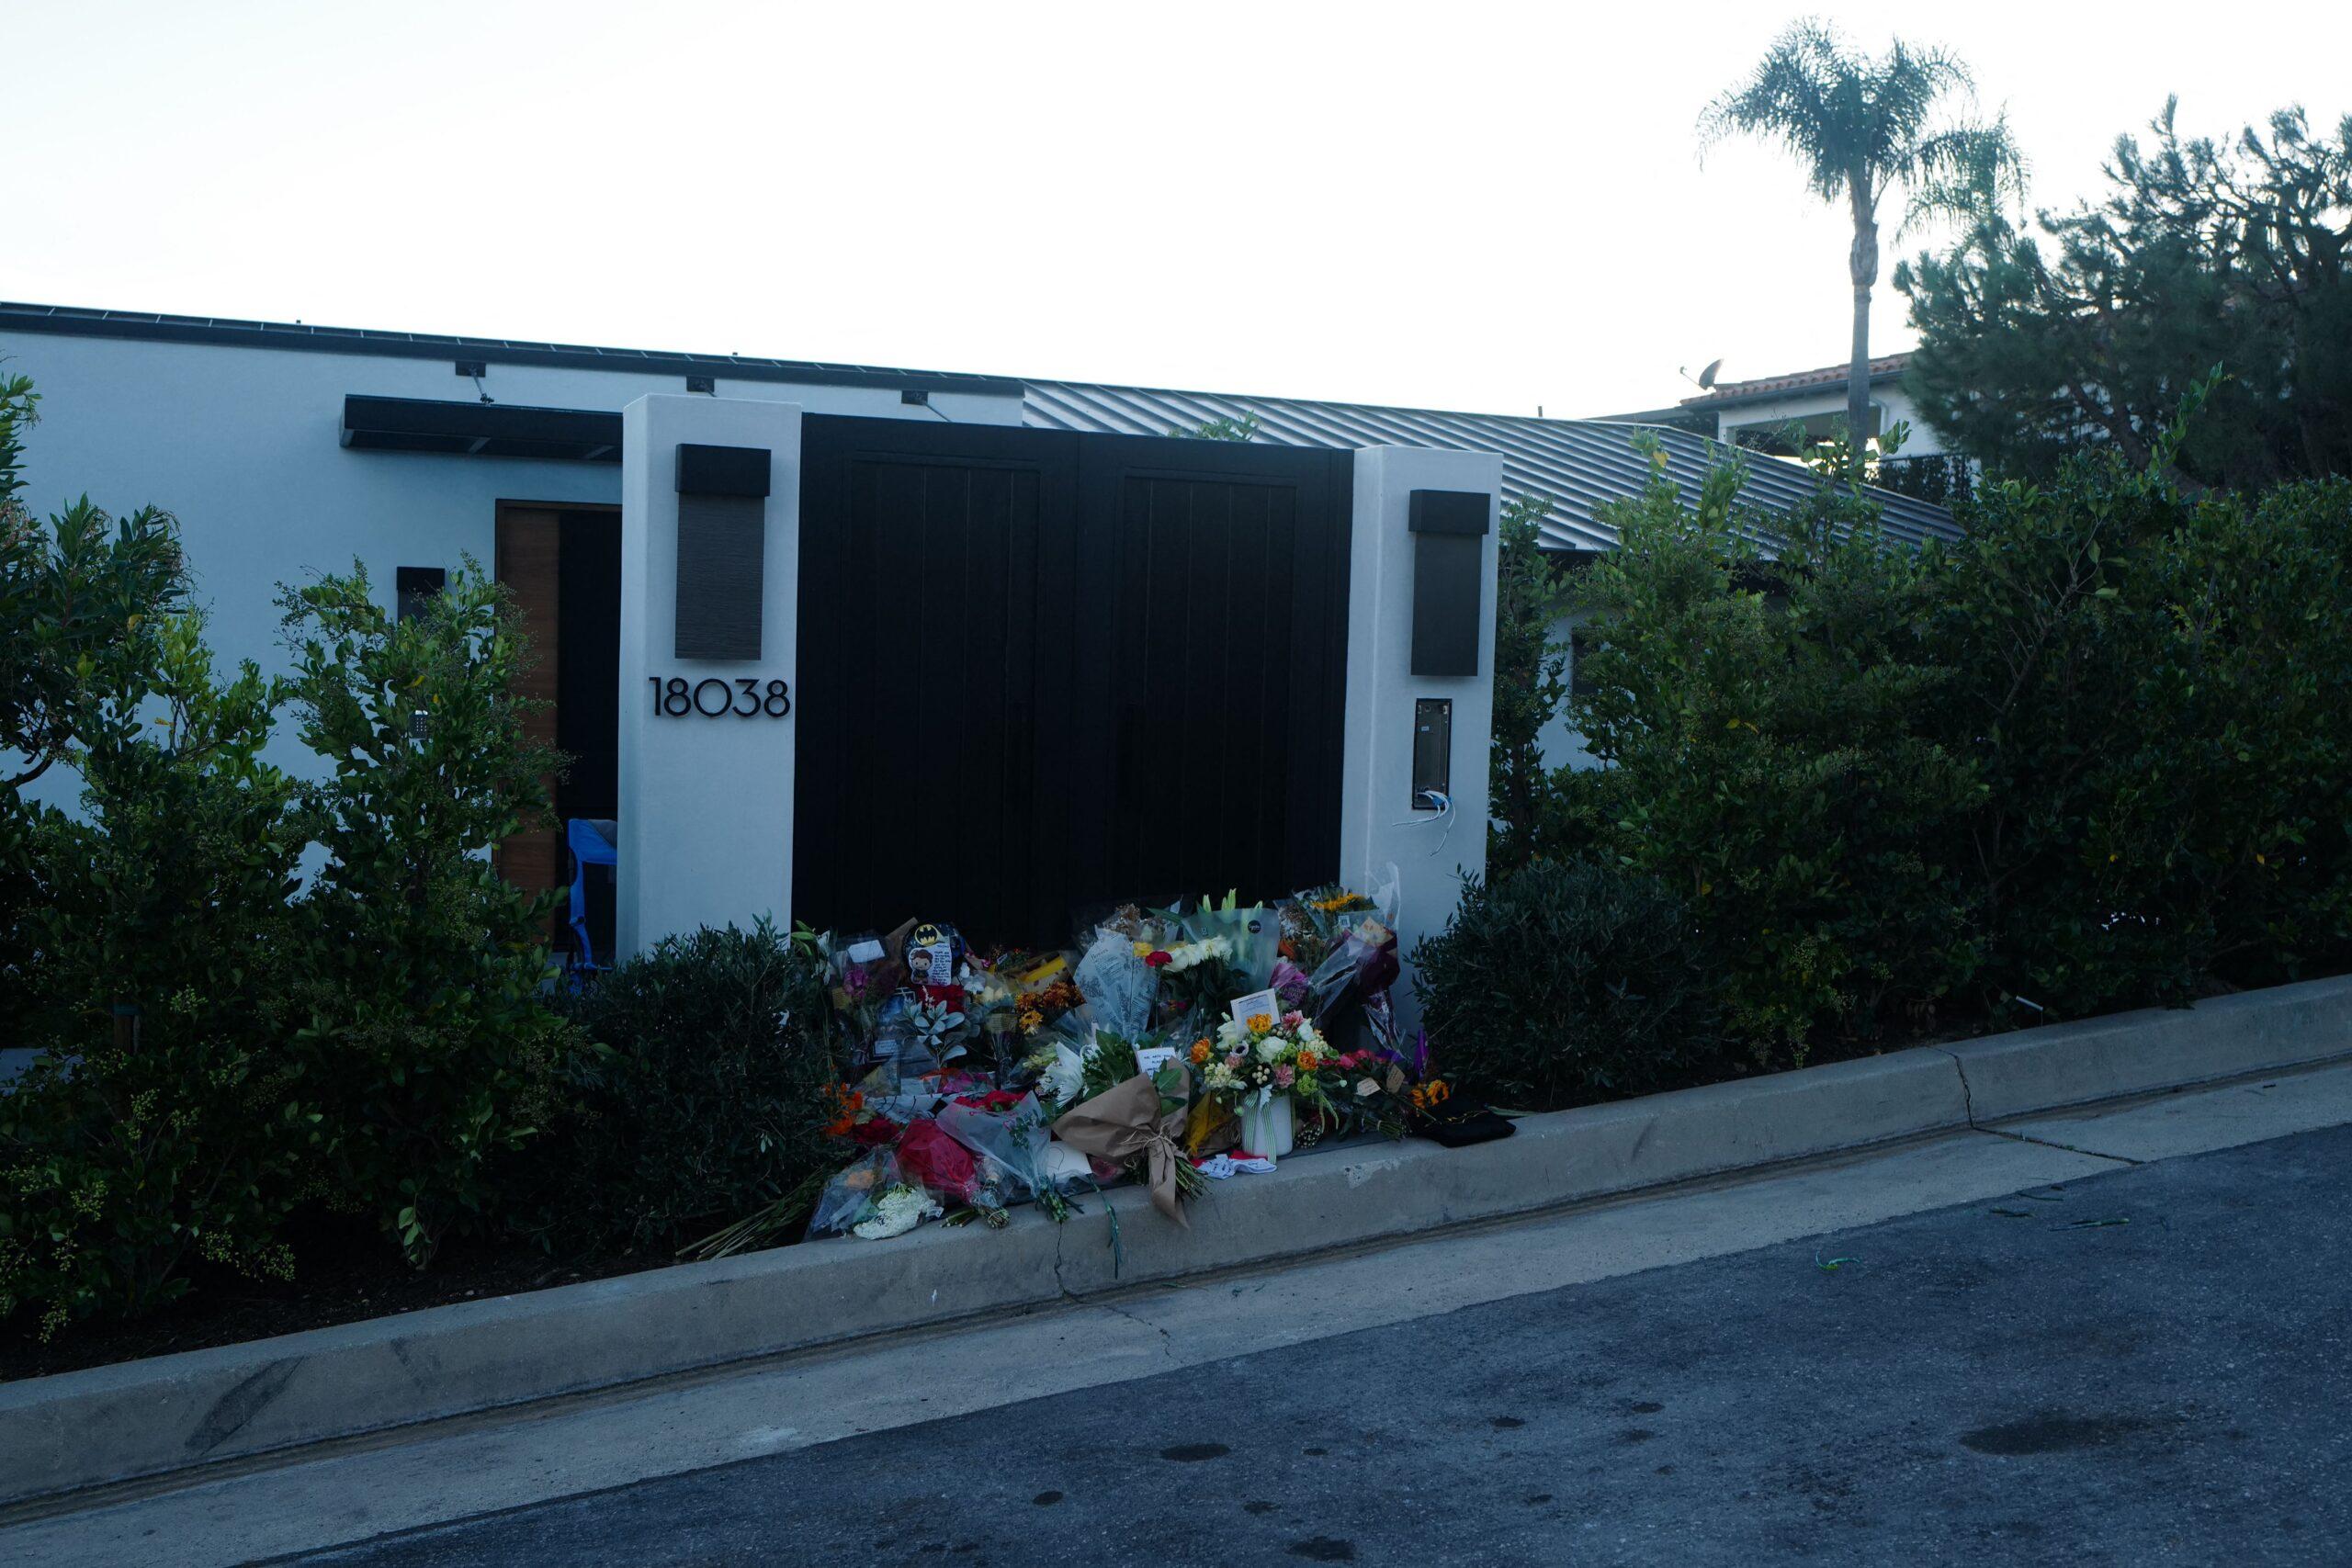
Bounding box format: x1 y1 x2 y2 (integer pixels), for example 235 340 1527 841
853 1183 941 1241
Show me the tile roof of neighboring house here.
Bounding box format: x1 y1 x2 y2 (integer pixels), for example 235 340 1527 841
1023 378 1960 555
1680 354 1912 409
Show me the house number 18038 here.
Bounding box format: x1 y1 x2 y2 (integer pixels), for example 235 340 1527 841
648 676 791 718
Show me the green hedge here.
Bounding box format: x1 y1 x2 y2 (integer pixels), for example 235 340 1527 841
1474 403 2352 1077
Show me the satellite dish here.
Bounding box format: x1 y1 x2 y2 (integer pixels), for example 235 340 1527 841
1697 357 1724 389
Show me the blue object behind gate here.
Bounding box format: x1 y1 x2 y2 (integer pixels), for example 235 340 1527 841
567 818 618 970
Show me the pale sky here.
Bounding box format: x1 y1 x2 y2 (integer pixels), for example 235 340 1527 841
8 1 2348 417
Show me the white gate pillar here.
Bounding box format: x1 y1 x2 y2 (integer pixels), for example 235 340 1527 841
615 394 803 960
1339 446 1503 1037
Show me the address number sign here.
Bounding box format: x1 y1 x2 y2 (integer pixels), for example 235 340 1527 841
647 676 792 718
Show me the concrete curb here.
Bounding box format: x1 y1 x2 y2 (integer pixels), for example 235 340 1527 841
5 974 2349 1506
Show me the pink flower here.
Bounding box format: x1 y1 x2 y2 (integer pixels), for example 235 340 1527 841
1273 1065 1296 1089
1226 1052 1246 1070
1282 1010 1306 1029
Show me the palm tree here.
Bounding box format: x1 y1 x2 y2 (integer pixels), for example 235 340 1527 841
1702 21 2023 457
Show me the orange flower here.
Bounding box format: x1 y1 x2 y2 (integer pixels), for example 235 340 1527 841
1247 1012 1273 1034
820 1083 865 1137
1297 1049 1320 1072
1189 1039 1212 1065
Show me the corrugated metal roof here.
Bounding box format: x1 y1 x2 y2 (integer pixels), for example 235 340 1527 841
1023 379 1960 554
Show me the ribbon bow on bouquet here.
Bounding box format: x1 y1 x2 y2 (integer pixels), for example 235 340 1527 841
1049 1074 1193 1228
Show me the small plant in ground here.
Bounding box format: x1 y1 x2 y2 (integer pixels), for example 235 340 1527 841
1412 859 1726 1111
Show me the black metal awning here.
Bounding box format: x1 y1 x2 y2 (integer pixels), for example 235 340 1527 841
340 395 624 462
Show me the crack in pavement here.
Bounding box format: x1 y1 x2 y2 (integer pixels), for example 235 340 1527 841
1932 1044 2141 1167
1937 1045 1981 1125
1974 1123 2143 1166
1091 1299 1178 1360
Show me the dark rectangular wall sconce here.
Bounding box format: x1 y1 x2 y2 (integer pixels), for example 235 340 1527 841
1408 489 1492 677
673 443 771 660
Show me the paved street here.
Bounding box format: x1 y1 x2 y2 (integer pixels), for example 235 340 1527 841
285 1122 2352 1567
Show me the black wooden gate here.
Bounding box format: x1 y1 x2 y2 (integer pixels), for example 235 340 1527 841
794 415 1352 946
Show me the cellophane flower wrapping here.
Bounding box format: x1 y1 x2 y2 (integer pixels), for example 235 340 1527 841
1181 892 1282 989
1073 926 1158 1041
808 1147 906 1237
934 1090 1067 1200
895 1119 981 1203
1299 863 1404 1055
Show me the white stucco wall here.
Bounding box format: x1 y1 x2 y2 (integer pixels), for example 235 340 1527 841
1532 608 1598 773
1340 446 1502 1038
0 328 1023 811
1711 381 1947 456
615 396 803 959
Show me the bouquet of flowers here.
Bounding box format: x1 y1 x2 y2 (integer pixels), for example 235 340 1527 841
1182 890 1283 988
1277 866 1404 1055
1073 925 1158 1042
1197 1008 1338 1117
1139 932 1238 1033
1017 974 1083 1036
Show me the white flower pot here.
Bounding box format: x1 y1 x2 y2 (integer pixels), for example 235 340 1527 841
1237 1093 1295 1159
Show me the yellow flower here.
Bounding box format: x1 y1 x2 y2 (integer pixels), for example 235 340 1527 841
1247 1012 1273 1034
1133 941 1153 958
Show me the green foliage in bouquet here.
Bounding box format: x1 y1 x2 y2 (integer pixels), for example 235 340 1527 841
537 921 842 1253
278 564 577 1266
1412 860 1725 1111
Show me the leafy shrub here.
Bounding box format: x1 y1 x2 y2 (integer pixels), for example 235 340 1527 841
1526 390 2352 1060
534 921 841 1253
278 563 574 1266
1487 495 1569 878
1 372 187 1021
1 617 317 1336
1553 446 1983 1060
1412 860 1725 1111
1932 423 2352 1016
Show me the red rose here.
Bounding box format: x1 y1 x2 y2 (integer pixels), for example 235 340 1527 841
1145 950 1172 969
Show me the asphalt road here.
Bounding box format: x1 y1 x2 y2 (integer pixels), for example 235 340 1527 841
291 1124 2352 1567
